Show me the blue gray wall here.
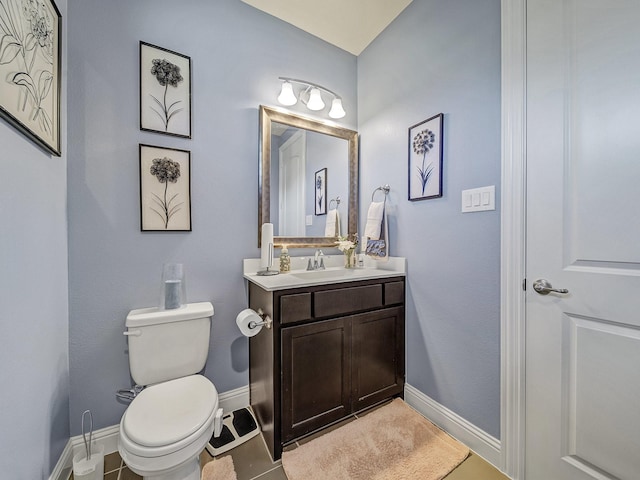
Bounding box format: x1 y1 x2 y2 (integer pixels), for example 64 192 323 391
0 0 70 476
67 0 356 435
358 0 502 438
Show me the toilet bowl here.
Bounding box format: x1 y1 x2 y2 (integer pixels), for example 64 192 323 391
118 303 218 480
119 375 218 479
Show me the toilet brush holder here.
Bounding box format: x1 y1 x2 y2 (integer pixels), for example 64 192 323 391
72 444 104 480
73 410 104 480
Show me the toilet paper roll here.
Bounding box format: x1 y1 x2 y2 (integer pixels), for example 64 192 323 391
260 223 274 269
236 308 264 337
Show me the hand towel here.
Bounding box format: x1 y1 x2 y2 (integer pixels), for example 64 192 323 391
366 204 389 262
324 209 339 237
364 201 385 240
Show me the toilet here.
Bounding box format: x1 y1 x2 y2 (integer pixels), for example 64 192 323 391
118 302 219 480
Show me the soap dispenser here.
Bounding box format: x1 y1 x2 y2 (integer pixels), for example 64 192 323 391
279 246 291 273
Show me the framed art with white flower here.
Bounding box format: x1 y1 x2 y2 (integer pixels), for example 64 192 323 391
0 0 61 156
315 168 327 215
408 113 444 201
140 42 191 138
140 144 191 231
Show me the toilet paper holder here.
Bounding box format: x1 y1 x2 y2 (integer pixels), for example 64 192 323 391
250 308 272 330
236 308 272 337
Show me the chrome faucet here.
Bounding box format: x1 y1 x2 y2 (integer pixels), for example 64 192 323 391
307 249 326 270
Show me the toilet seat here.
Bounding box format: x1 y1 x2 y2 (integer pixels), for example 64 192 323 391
124 375 217 447
119 374 218 478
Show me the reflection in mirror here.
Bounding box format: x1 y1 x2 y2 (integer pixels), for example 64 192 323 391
259 106 358 248
270 124 348 237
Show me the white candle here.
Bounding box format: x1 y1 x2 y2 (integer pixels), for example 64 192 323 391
260 223 274 269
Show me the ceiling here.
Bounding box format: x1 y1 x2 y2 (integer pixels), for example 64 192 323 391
240 0 413 56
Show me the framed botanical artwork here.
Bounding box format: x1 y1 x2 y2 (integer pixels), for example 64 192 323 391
139 144 191 231
315 168 327 215
408 113 444 201
140 41 191 138
0 0 61 156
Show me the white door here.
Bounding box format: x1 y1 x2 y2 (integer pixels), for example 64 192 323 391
278 131 306 236
525 1 640 479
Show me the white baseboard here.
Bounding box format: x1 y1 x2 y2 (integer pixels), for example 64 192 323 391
50 384 250 480
404 383 502 470
218 384 250 414
48 440 73 480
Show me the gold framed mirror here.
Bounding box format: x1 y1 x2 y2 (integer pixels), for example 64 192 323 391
258 105 359 248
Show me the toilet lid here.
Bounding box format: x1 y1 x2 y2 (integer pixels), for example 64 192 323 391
123 375 218 447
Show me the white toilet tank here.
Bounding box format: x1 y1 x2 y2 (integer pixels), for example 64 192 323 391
125 302 214 386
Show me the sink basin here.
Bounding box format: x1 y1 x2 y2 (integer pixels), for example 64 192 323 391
289 268 357 281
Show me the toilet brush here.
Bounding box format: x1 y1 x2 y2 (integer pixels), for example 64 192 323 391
83 410 92 462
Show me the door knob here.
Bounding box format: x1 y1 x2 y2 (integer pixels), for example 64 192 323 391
533 279 569 295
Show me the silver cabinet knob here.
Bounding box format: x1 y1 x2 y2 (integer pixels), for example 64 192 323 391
533 279 569 295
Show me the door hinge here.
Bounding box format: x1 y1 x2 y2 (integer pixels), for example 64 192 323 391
522 278 527 291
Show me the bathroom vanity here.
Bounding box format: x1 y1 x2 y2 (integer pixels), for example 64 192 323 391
243 258 406 460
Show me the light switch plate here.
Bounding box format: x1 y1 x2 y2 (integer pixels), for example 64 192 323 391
305 215 313 226
462 185 495 213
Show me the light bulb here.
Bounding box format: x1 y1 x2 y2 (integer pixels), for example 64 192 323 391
277 81 297 106
328 98 346 119
306 88 325 111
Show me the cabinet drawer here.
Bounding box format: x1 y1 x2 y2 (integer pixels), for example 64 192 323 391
281 293 311 324
314 284 382 318
384 281 405 305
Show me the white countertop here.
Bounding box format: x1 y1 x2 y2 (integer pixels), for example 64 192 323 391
243 256 406 291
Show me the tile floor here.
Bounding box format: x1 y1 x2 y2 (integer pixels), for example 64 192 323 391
85 428 509 480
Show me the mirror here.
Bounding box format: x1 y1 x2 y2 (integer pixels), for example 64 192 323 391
259 105 359 248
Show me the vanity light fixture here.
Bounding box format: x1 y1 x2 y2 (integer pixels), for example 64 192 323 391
328 98 346 119
277 81 297 106
277 77 346 119
306 87 325 111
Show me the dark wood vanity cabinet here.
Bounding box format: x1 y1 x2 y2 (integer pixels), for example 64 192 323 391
248 277 405 460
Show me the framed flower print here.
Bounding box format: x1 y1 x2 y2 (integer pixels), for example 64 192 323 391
408 113 444 201
0 0 61 155
140 41 191 138
140 144 191 231
315 168 327 215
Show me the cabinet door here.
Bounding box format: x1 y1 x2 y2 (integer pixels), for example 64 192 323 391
281 318 351 442
351 307 405 412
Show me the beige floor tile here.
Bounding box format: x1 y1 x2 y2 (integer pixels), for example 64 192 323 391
222 435 279 479
253 465 289 480
281 442 298 453
445 453 509 480
200 448 215 468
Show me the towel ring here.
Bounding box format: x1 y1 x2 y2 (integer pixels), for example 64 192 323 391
328 196 341 210
371 185 390 202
